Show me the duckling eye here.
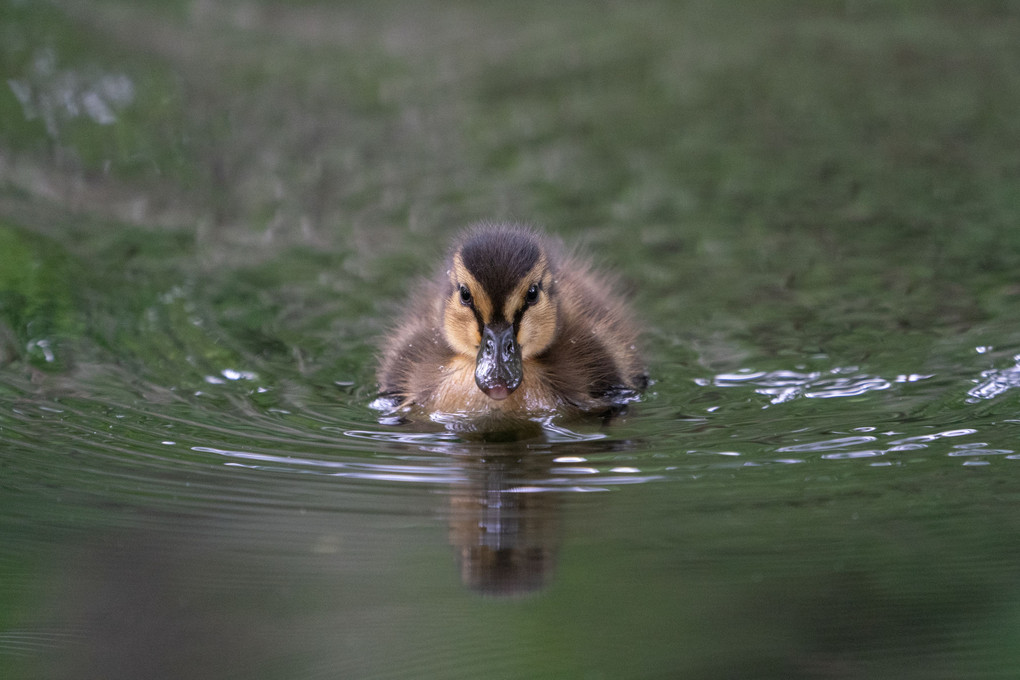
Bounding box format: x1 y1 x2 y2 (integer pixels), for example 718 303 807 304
525 283 540 305
458 284 473 306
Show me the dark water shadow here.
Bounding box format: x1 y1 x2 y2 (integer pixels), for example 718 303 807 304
440 427 645 596
446 451 560 596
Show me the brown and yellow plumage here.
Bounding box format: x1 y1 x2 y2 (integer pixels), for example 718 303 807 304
376 223 646 427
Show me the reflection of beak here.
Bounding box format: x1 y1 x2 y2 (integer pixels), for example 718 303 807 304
475 323 522 400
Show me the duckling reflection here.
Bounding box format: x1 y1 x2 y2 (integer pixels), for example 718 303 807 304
447 451 559 595
377 223 646 434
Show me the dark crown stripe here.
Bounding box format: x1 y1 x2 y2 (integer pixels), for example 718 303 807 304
459 227 541 315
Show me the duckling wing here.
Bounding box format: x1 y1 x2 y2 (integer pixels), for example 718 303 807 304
541 264 646 409
377 321 453 405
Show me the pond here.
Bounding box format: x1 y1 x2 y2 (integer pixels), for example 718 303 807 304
2 2 1020 678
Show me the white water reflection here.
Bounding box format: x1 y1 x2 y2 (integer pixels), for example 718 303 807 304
770 428 1015 465
967 353 1020 402
699 366 932 406
777 435 877 453
193 438 663 489
194 445 466 484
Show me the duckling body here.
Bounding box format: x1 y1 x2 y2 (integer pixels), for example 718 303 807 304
377 223 646 426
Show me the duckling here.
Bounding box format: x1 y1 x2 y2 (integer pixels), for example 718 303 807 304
376 223 646 427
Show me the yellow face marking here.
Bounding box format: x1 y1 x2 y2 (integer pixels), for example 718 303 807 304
501 253 547 322
504 255 558 360
451 253 494 322
441 254 490 357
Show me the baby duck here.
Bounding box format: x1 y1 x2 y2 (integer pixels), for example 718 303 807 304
376 223 646 428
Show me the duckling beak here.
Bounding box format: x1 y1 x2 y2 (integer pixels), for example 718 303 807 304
475 323 522 401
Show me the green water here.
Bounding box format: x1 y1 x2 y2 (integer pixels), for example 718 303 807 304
3 1 1020 678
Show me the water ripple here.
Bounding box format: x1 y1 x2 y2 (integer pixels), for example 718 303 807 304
340 429 462 445
967 354 1020 402
700 366 931 405
0 629 84 656
4 347 1018 527
777 436 877 453
195 445 466 485
768 427 1009 466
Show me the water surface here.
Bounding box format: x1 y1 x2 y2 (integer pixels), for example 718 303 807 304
3 2 1020 679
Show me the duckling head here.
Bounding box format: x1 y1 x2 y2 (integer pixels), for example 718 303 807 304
442 225 558 401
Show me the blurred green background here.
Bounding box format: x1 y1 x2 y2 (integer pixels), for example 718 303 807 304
3 1 1019 379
